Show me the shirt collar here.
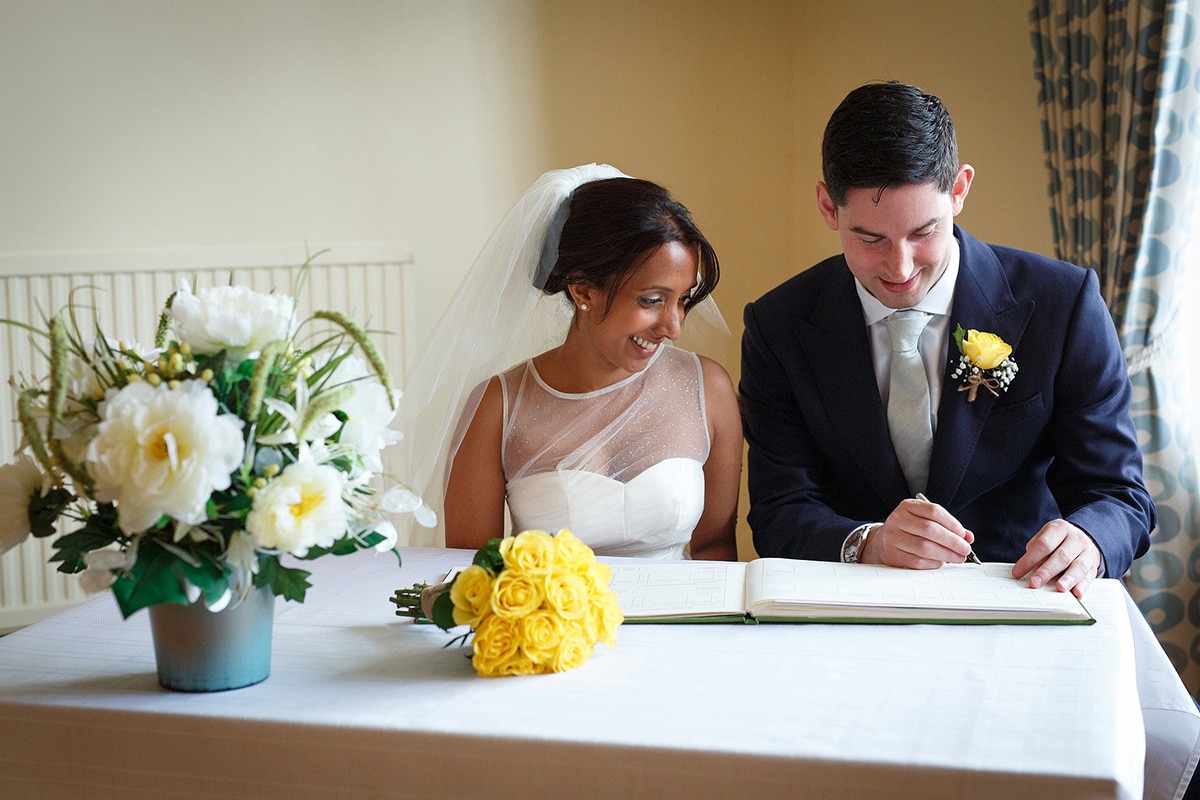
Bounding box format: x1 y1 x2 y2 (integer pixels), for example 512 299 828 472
855 236 960 326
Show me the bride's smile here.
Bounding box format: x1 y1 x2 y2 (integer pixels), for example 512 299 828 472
631 334 660 352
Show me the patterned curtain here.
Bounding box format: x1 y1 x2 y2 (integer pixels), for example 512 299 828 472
1031 0 1200 696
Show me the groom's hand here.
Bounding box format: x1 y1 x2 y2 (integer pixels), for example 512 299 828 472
1012 520 1102 598
860 497 975 569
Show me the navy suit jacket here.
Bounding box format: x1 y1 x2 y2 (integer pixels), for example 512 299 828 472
740 226 1153 576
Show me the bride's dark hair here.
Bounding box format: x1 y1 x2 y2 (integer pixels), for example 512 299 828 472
541 177 720 317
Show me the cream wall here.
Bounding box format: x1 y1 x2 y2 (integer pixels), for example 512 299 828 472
0 0 551 347
0 0 1052 561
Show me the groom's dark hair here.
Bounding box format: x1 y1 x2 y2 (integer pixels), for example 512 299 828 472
543 177 719 318
822 81 959 207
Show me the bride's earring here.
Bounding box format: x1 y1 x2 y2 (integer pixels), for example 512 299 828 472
579 303 589 311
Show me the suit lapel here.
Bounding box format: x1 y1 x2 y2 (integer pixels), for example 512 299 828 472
800 263 910 505
927 229 1034 506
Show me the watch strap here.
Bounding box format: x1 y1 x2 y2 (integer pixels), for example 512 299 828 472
842 522 879 563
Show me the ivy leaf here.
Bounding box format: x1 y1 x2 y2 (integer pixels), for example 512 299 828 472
49 523 122 573
28 487 74 538
255 555 310 602
110 541 191 618
297 535 361 560
173 550 231 607
298 531 388 560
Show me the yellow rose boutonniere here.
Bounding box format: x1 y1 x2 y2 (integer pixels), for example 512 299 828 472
952 324 1018 402
391 528 623 676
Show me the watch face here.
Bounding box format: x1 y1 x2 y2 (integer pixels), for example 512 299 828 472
844 536 859 563
844 526 871 563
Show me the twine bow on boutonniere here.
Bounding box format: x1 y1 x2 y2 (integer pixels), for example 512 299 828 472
951 324 1018 402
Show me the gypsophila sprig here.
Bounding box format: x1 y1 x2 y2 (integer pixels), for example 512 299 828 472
391 528 623 676
0 255 436 618
951 324 1018 403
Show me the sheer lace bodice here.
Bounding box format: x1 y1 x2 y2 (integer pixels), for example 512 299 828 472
500 345 710 558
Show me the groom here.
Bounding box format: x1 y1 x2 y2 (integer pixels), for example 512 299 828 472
739 81 1153 597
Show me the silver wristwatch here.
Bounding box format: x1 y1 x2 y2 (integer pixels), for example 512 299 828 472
842 523 877 564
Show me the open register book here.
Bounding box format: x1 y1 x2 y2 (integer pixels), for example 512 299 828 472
608 559 1095 625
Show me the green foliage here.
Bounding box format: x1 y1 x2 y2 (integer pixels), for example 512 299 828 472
48 508 123 573
473 538 505 574
299 531 388 560
256 555 312 603
110 541 192 618
953 323 966 355
430 589 458 631
27 487 75 538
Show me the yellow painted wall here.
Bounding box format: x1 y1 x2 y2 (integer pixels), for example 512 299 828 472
534 0 1053 558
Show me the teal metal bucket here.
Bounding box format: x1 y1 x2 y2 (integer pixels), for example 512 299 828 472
148 587 276 692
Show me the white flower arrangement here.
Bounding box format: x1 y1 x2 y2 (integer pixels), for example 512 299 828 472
0 261 435 617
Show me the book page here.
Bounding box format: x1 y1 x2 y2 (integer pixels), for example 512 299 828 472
608 562 748 620
744 559 1092 622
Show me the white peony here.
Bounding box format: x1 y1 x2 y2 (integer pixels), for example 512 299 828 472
85 380 245 534
245 459 347 556
170 282 295 360
0 455 44 554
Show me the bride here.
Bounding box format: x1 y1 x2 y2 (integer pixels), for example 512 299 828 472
399 164 741 560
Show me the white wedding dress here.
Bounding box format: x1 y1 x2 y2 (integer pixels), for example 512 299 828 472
500 345 710 559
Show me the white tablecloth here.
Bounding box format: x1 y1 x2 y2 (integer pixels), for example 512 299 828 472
0 547 1196 800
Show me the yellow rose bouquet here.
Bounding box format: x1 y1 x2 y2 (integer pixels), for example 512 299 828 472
951 324 1019 402
392 528 623 676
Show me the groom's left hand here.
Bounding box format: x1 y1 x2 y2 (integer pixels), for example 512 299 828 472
1012 520 1102 598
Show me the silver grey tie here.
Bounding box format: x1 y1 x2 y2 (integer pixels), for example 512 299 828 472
885 310 934 495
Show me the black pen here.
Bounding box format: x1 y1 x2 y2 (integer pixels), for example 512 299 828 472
915 492 982 565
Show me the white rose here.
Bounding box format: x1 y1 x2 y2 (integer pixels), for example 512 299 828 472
85 381 245 534
170 282 295 360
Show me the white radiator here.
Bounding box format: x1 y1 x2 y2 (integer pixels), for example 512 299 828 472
0 244 413 633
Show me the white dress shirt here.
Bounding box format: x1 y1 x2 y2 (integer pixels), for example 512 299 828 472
854 238 961 433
